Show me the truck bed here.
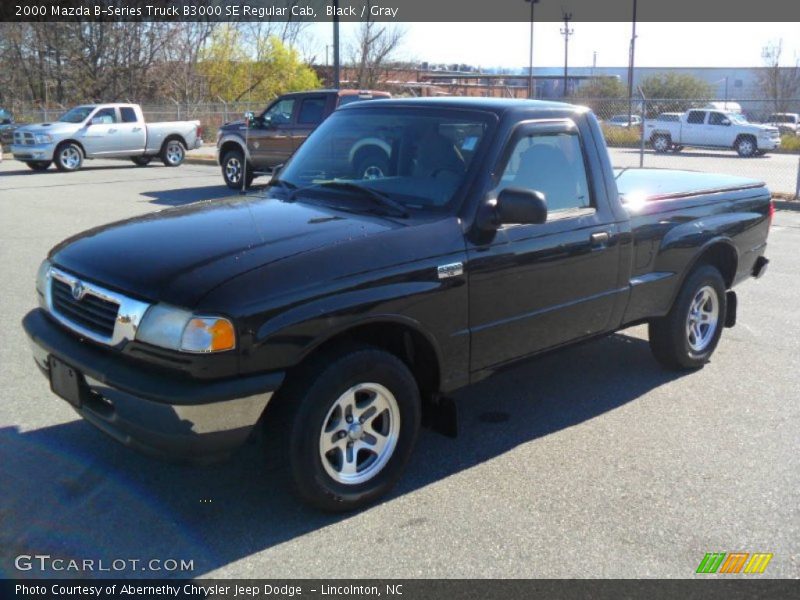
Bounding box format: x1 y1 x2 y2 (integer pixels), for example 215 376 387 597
615 168 764 203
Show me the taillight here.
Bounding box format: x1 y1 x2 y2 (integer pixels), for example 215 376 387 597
196 124 203 139
768 199 775 228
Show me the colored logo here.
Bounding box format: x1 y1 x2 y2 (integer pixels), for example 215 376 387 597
696 552 773 574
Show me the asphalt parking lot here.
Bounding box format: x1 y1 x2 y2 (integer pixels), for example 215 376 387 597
0 158 798 579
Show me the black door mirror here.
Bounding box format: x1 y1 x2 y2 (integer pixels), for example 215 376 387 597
1 119 11 125
496 187 548 225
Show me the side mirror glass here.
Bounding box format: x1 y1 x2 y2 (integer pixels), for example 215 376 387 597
244 111 255 126
496 188 548 225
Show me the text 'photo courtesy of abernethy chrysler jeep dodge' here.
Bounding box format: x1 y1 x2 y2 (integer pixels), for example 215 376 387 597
22 98 771 511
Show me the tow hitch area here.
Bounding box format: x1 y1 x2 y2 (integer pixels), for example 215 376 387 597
725 291 738 328
753 256 769 279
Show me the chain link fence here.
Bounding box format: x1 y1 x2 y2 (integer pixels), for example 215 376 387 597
5 97 800 197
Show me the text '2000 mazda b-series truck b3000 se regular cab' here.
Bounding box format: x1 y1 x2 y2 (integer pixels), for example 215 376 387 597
23 98 771 511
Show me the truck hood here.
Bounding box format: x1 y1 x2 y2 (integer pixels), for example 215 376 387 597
49 196 403 308
16 122 80 136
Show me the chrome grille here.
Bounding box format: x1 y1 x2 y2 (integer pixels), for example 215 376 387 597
14 131 35 145
51 278 120 338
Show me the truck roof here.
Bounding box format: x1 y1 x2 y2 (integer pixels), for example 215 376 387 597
280 89 391 98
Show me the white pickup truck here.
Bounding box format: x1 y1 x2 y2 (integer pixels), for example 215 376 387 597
10 103 202 172
646 108 781 157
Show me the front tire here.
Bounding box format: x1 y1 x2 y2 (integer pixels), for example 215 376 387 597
221 149 254 190
268 346 421 512
649 264 727 370
54 143 83 172
26 160 51 171
735 136 757 157
160 139 185 167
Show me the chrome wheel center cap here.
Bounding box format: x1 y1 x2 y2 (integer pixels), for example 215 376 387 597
347 423 363 440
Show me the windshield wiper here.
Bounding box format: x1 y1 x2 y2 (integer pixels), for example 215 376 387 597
289 181 409 218
267 178 298 190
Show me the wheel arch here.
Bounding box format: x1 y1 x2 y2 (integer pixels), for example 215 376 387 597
55 139 86 158
218 138 249 163
293 316 443 404
160 133 187 154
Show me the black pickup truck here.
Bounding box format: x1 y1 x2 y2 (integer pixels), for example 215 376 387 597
23 98 771 511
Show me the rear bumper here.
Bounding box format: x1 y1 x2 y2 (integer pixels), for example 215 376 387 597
22 309 284 463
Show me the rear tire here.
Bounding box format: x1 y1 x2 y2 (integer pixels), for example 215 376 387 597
131 156 152 167
221 149 254 190
26 161 51 171
652 134 671 153
265 345 421 512
649 264 727 370
160 139 185 167
54 142 83 172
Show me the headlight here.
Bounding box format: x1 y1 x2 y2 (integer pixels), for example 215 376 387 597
136 303 236 353
34 133 52 144
36 259 51 307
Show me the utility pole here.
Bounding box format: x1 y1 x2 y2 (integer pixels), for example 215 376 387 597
525 0 540 99
332 0 340 88
627 0 638 123
560 12 573 99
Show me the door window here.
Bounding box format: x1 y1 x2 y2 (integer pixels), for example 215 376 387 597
686 110 706 124
263 99 295 125
119 107 138 123
92 107 117 124
497 131 591 215
297 97 326 125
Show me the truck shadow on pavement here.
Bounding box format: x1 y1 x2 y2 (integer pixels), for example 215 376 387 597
0 331 687 579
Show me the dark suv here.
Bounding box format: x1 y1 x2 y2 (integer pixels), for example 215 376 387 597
216 89 391 189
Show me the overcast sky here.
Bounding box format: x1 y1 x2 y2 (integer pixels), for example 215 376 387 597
304 22 800 69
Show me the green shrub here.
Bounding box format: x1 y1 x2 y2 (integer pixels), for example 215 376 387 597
600 124 643 148
778 134 800 154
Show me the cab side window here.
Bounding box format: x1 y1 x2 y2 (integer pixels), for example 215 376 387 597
120 107 138 123
497 131 592 215
263 99 295 125
687 110 706 124
92 107 117 124
708 112 728 126
297 97 326 125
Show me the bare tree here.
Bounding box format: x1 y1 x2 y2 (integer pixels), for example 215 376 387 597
757 40 800 113
347 10 405 89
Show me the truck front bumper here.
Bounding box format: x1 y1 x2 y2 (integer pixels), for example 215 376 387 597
10 143 54 161
22 309 284 463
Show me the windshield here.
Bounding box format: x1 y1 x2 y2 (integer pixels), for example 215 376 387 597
58 106 96 123
276 107 492 211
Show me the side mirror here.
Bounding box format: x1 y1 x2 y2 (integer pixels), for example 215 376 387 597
496 188 548 225
90 117 104 125
244 111 256 126
721 119 731 126
1 119 11 125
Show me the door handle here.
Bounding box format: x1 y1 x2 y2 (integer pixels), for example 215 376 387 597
108 128 117 133
590 231 610 247
132 127 142 132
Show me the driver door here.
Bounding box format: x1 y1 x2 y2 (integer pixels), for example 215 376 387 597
80 107 119 156
248 98 296 169
466 120 622 371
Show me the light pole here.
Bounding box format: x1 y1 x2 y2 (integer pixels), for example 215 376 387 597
627 0 638 123
332 0 340 88
560 12 573 99
525 0 540 99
